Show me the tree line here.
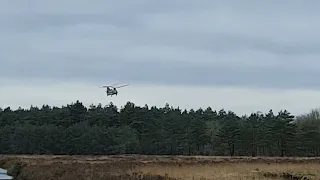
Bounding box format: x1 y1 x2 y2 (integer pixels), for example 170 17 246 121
0 100 319 157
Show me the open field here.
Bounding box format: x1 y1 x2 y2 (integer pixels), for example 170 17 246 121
1 155 320 180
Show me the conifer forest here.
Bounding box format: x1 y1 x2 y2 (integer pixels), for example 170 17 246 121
0 100 319 157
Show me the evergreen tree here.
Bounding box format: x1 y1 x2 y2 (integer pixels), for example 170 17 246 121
0 100 319 157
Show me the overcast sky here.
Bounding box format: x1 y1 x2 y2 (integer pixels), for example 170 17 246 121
1 0 320 116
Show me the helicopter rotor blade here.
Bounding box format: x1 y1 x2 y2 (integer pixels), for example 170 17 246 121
114 84 129 88
110 83 120 87
101 83 121 88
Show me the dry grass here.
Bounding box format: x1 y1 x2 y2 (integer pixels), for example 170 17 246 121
0 155 319 180
132 163 320 180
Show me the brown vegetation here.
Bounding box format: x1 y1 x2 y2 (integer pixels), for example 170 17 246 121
0 155 320 180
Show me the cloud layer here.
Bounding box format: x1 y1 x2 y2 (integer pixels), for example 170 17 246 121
1 0 320 114
2 0 320 88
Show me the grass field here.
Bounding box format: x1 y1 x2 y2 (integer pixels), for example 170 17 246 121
0 155 320 180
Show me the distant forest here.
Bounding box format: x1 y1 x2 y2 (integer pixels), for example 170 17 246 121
0 101 319 157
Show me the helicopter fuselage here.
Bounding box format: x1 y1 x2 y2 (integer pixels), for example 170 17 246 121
106 87 118 96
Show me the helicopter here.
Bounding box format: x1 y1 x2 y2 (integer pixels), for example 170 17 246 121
101 83 129 96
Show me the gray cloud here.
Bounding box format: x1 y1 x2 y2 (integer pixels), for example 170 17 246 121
2 59 320 90
1 0 320 89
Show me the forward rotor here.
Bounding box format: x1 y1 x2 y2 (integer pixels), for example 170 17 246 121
101 83 129 88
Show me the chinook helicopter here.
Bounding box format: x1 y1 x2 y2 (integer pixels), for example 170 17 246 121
101 83 129 96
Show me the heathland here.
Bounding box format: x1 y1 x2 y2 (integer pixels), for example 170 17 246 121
1 155 320 180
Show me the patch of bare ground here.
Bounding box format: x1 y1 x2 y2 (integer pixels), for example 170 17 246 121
0 155 320 180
